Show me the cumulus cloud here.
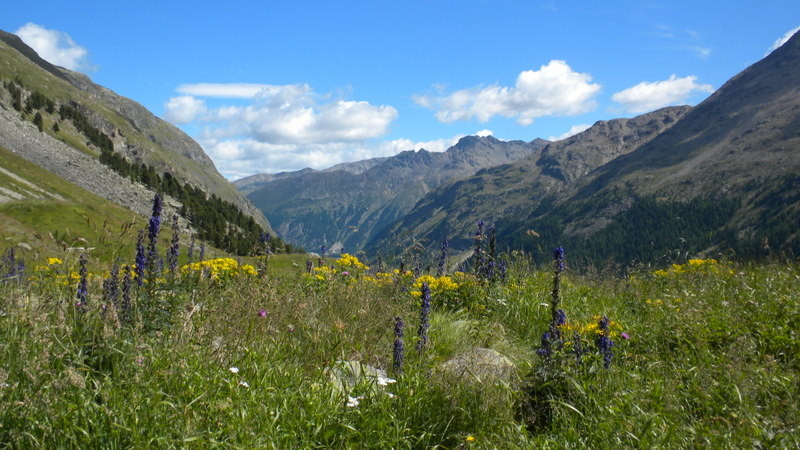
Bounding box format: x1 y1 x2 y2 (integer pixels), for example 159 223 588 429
414 60 601 125
611 75 713 114
15 23 94 72
164 82 410 177
766 26 800 55
200 133 466 179
164 96 207 124
548 124 592 141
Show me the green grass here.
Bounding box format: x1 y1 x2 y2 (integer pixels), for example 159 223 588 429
1 248 798 448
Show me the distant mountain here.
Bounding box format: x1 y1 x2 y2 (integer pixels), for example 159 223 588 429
365 106 691 260
239 136 547 253
367 30 800 266
0 29 279 256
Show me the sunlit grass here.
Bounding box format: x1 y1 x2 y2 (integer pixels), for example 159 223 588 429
0 248 798 447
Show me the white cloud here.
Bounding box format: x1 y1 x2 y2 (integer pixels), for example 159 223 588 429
766 26 800 55
15 23 94 72
414 60 601 125
166 83 397 145
177 83 288 99
611 75 713 114
200 133 468 180
165 82 412 178
548 124 591 141
164 96 207 124
475 129 493 137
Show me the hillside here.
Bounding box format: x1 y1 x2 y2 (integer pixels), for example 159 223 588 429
0 29 278 256
240 136 547 253
365 106 692 261
366 31 800 266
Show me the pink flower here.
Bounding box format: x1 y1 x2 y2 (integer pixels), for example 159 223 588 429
258 309 267 318
621 332 630 340
342 271 349 276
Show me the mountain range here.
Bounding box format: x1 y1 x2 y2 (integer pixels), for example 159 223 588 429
243 30 800 267
236 136 548 253
1 25 797 267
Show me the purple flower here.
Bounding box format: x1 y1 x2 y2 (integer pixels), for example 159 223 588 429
621 332 630 340
393 316 404 374
416 282 431 352
134 229 146 286
595 316 614 369
76 253 88 307
258 309 267 318
553 246 566 273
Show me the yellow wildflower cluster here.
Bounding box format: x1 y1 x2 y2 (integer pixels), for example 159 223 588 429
180 258 257 282
410 274 461 298
653 258 730 277
561 315 624 338
335 253 369 271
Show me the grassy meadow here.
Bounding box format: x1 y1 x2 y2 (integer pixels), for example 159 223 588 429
0 227 798 448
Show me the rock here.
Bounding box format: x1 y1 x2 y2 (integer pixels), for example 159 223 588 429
439 347 516 384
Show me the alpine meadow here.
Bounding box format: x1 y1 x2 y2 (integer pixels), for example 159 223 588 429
1 16 799 450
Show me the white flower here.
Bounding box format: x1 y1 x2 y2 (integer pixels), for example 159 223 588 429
377 376 396 386
229 367 239 374
346 396 361 407
238 380 249 388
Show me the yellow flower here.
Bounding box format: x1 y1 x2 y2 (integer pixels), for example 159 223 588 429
466 435 476 442
47 257 63 265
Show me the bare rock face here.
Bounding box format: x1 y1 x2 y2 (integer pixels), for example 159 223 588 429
536 106 691 184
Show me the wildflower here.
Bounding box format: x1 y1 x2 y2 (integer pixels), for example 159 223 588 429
102 261 120 307
134 229 146 286
76 253 88 307
47 257 63 265
229 367 239 374
393 316 404 373
377 376 396 386
417 282 431 352
346 396 361 407
466 435 476 443
553 246 565 273
238 380 249 388
258 309 267 318
621 332 630 340
595 316 614 369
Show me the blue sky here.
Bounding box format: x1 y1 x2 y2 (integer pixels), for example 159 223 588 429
2 1 798 179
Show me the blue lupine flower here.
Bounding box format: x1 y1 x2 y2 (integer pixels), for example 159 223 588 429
416 282 431 351
76 253 88 307
553 246 566 273
134 230 145 286
595 316 614 369
393 316 405 373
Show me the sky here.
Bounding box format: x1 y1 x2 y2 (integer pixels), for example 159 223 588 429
2 1 798 180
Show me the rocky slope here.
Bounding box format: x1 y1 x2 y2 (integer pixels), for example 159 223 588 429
241 136 547 253
365 106 691 259
367 30 800 265
0 29 270 233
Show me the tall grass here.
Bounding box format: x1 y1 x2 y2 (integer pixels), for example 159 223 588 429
0 244 798 447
